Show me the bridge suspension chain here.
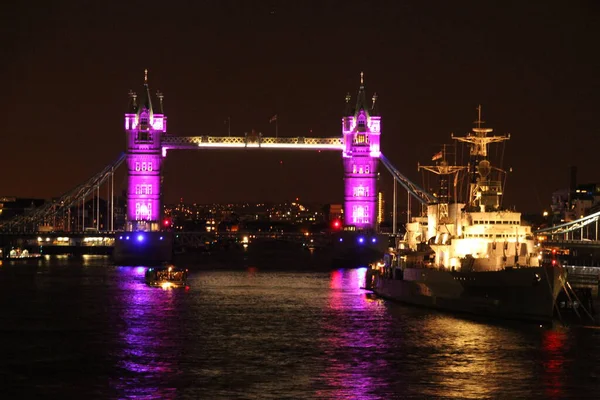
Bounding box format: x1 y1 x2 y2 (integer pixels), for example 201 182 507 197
379 153 437 205
1 153 126 232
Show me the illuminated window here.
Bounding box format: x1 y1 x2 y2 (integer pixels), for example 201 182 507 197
352 165 357 174
147 184 152 195
356 134 366 144
353 186 370 197
352 205 370 224
357 115 367 131
135 162 140 171
365 165 370 174
359 166 364 174
148 162 153 171
142 162 147 171
141 185 147 195
140 111 149 127
135 201 152 220
135 185 141 195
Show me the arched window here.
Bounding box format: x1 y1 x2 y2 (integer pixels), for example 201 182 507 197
357 115 367 131
140 110 149 127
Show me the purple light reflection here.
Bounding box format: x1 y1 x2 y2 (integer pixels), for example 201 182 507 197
317 268 388 398
110 266 183 398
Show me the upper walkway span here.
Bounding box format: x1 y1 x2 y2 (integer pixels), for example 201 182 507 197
161 135 343 153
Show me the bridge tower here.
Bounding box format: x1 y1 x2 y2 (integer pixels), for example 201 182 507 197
342 73 381 230
124 70 167 232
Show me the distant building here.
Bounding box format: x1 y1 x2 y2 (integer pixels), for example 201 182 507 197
329 204 343 222
0 197 46 222
551 182 600 223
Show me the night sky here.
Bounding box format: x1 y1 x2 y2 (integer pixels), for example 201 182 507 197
1 1 598 213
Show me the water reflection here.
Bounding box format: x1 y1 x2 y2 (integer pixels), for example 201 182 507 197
111 266 184 399
317 268 390 399
542 327 569 399
2 258 598 399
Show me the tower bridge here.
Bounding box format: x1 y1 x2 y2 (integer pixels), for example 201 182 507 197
0 70 433 241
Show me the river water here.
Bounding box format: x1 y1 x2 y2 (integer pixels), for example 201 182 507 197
0 254 599 399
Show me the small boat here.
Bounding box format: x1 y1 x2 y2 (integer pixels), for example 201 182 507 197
5 248 43 260
145 266 188 289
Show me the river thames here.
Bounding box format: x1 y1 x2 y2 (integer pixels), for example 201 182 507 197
1 255 599 399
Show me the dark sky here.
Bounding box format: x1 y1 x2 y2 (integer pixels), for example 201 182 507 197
1 1 598 213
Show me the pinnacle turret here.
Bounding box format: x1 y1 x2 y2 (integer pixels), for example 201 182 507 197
136 68 154 120
354 71 369 117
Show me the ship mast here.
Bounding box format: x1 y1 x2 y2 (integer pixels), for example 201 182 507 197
418 144 465 221
451 106 510 211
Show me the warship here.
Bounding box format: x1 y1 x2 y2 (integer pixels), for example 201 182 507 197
367 107 564 322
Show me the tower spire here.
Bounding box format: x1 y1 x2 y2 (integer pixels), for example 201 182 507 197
354 71 369 116
135 68 153 118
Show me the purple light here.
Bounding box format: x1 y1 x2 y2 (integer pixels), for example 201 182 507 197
159 236 163 240
358 237 364 244
119 236 123 239
372 237 377 243
342 77 380 230
126 236 130 240
137 234 144 242
339 238 343 242
125 75 165 230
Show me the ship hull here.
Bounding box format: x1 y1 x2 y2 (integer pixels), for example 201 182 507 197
370 265 563 323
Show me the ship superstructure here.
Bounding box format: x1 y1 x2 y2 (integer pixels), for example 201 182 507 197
403 106 540 271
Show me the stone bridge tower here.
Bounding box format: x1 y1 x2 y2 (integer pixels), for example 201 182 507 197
124 70 167 232
342 73 381 230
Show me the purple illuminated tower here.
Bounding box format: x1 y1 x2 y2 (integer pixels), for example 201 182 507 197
124 70 167 231
342 73 380 230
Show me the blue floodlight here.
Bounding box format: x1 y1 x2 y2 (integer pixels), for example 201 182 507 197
125 236 130 240
358 237 364 244
339 238 343 242
372 237 377 243
159 236 164 240
119 236 123 240
137 234 144 242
